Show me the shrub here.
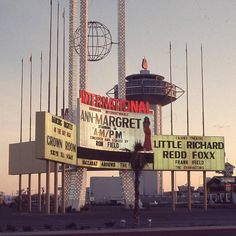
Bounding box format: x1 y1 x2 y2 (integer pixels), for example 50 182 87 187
22 226 34 232
44 224 53 231
104 221 116 228
6 224 17 232
65 223 77 230
79 225 90 230
80 205 89 211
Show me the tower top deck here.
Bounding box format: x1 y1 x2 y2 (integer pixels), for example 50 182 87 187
124 58 184 106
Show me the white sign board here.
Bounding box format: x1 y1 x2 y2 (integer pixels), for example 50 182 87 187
36 112 77 165
153 135 225 171
78 102 154 152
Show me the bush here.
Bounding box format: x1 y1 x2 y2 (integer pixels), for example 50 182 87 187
65 223 77 230
65 206 72 212
80 205 89 211
79 225 90 230
6 224 17 232
22 226 34 232
44 224 53 231
104 221 116 228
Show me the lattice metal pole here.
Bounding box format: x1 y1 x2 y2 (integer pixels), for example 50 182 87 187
68 0 78 123
72 0 88 210
79 0 88 90
76 0 88 209
117 0 135 208
66 0 88 211
118 0 126 100
65 0 79 211
65 0 87 211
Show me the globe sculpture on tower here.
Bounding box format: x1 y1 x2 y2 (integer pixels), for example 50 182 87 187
74 21 113 61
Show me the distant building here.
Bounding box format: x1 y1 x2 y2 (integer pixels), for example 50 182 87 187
216 162 235 177
207 162 236 204
90 174 162 205
90 177 124 205
207 176 236 204
140 171 162 196
178 184 195 193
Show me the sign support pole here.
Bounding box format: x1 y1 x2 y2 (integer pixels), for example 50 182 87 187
62 164 65 214
187 171 191 211
18 174 22 212
171 170 176 211
46 160 50 214
38 173 41 212
169 42 176 212
28 173 32 212
54 162 58 214
201 44 207 211
203 170 207 211
185 44 191 212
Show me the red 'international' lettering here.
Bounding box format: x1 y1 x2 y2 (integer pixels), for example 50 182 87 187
80 90 152 114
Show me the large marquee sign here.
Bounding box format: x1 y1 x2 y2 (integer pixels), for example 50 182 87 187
153 135 225 171
36 112 77 165
78 90 154 152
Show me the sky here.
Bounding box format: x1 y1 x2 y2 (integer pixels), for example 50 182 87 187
1 0 236 195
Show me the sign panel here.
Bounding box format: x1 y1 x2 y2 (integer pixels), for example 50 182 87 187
9 142 55 175
153 135 225 171
77 158 153 170
77 90 154 170
36 112 77 165
78 102 154 152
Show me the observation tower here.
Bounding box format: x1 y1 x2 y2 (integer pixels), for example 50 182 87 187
113 57 183 106
125 58 182 106
108 57 184 196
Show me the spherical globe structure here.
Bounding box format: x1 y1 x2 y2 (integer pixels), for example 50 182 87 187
74 21 113 61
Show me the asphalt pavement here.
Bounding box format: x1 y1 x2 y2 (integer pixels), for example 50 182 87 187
1 205 236 235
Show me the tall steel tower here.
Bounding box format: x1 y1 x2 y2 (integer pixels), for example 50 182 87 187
117 0 136 208
115 1 184 203
68 0 78 123
124 62 184 196
65 0 88 211
79 0 88 90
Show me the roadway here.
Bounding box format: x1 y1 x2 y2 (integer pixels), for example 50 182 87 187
2 226 236 236
1 205 236 235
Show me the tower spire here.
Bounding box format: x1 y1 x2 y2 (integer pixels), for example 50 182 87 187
142 57 148 70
